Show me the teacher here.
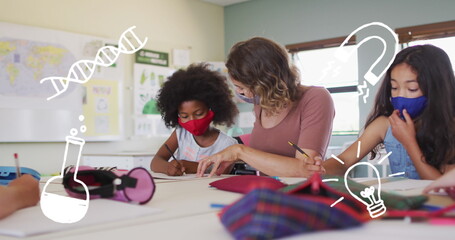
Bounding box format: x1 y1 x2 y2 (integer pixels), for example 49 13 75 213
197 37 334 177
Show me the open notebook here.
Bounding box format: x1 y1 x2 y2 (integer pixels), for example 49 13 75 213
150 171 199 180
0 199 162 237
149 171 221 180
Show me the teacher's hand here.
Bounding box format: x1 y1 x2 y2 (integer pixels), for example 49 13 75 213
197 145 240 177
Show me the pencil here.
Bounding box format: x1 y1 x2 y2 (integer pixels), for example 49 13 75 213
164 144 186 175
287 141 309 158
14 153 21 178
164 144 178 161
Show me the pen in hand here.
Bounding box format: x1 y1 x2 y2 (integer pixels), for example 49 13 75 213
164 144 186 175
287 141 309 158
14 153 21 179
288 141 325 175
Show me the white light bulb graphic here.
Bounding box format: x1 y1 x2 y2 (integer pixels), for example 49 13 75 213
344 162 386 218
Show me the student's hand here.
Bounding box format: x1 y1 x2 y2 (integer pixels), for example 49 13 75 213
302 156 326 177
9 174 40 208
389 109 417 146
423 168 455 199
166 160 186 176
197 145 239 177
0 175 39 220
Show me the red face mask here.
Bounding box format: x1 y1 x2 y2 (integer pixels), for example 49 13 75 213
178 110 215 136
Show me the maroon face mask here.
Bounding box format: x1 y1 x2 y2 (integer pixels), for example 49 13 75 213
178 110 215 136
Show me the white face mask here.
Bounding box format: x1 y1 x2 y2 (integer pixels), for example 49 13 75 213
235 91 260 104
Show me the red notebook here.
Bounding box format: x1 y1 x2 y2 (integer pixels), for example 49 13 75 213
209 175 287 194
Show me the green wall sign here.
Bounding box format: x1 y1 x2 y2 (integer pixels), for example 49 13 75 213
135 49 169 67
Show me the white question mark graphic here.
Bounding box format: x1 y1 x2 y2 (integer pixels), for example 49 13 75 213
335 22 398 103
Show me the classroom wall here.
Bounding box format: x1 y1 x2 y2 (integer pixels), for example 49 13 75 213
225 0 455 147
0 0 224 174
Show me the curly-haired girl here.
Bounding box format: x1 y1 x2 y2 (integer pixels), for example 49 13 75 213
150 63 239 176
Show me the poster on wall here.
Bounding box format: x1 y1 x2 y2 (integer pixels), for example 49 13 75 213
82 79 122 138
0 21 124 142
133 63 174 136
134 115 171 137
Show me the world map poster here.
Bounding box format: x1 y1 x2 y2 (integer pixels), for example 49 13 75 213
0 22 123 142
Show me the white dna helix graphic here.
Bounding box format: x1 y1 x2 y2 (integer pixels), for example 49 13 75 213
40 26 148 100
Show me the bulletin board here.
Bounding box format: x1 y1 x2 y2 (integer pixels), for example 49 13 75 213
0 22 124 142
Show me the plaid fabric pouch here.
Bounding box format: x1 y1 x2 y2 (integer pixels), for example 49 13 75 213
219 174 370 240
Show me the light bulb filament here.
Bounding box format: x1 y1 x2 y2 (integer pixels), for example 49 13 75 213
360 186 378 206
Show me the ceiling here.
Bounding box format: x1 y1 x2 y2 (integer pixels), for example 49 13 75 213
202 0 250 7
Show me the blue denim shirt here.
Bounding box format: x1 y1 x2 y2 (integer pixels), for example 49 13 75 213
383 127 421 179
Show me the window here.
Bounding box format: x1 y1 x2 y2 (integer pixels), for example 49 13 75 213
288 38 359 135
407 36 455 72
396 20 455 71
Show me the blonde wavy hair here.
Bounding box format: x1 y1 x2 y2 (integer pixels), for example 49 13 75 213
226 37 300 115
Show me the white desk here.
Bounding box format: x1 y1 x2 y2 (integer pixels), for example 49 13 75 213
0 177 454 240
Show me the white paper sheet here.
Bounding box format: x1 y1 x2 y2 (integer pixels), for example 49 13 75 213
150 171 199 180
0 199 162 237
149 171 225 180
